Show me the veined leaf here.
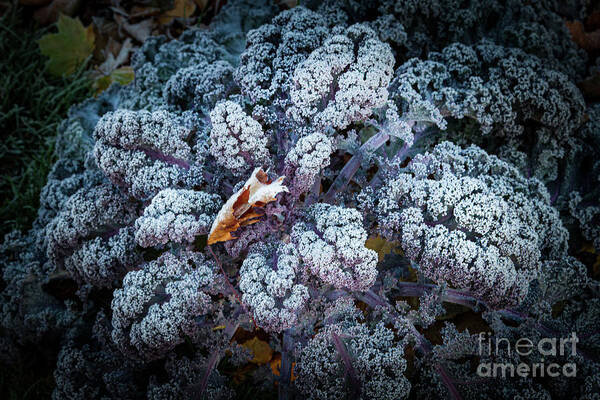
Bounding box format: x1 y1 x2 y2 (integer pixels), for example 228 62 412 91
92 66 134 95
38 14 95 76
208 168 288 245
242 336 273 365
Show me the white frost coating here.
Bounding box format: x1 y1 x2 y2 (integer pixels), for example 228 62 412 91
209 101 270 176
234 6 330 103
371 141 569 307
284 132 333 196
569 192 600 251
95 109 190 158
94 109 192 200
291 203 378 291
134 189 221 248
287 24 395 130
295 299 411 400
64 227 139 288
45 183 140 287
239 242 309 332
392 41 584 138
111 251 216 361
163 60 234 111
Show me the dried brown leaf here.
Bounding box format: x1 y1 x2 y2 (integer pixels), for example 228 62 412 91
33 0 80 25
98 37 133 74
566 20 600 50
114 14 154 43
208 168 288 245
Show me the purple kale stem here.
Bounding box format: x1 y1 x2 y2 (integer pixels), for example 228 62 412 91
394 282 485 310
359 289 463 400
436 364 463 400
331 331 362 398
304 176 321 206
359 290 430 351
424 211 454 227
498 309 599 363
99 227 121 240
141 148 191 170
323 131 390 203
208 245 258 330
324 289 348 301
391 141 411 164
196 350 219 399
279 330 295 400
195 322 239 400
550 184 560 205
395 283 599 363
359 289 390 310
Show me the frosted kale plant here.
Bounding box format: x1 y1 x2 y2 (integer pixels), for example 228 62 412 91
0 1 598 399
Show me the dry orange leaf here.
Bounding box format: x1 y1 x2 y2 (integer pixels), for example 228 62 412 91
242 337 273 365
270 354 296 381
208 168 288 245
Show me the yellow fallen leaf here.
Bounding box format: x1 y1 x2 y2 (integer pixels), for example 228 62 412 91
208 168 288 245
38 14 95 76
242 337 273 365
93 66 134 95
365 235 400 262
